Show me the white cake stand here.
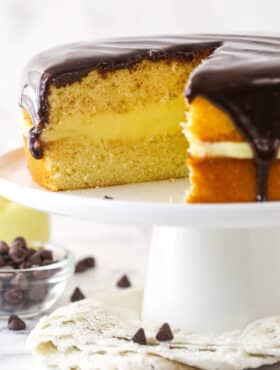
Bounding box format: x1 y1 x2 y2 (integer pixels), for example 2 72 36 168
1 148 280 333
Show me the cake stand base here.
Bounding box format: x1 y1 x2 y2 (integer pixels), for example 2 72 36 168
142 226 280 333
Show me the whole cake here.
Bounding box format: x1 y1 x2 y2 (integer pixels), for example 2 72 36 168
20 35 280 202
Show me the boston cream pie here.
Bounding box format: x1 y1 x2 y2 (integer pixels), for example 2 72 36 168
20 35 280 202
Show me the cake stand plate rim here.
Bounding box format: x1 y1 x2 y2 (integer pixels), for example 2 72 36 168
0 147 280 228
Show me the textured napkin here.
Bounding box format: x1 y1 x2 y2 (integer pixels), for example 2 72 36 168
27 289 280 370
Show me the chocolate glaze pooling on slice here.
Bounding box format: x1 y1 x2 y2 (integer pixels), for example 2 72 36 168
20 35 280 201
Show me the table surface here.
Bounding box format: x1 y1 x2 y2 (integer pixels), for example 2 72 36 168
0 215 149 369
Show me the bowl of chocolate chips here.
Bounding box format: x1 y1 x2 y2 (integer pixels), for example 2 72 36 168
0 237 74 318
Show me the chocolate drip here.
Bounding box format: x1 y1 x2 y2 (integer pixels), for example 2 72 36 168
254 137 279 201
20 35 280 201
255 159 271 201
28 126 43 160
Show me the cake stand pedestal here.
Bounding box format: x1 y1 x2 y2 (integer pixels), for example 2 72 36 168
143 226 280 332
1 148 280 333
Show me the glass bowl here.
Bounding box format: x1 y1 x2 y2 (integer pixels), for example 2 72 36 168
0 242 74 319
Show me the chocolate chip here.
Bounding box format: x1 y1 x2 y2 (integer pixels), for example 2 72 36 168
0 255 5 267
9 244 27 264
10 273 29 290
155 323 174 342
28 284 47 302
84 257 95 268
132 328 147 345
4 288 24 305
25 248 35 260
70 287 85 302
40 249 53 261
29 251 42 265
104 195 114 200
11 237 27 249
75 257 95 273
8 315 26 331
2 254 14 266
75 261 86 273
19 261 32 269
0 241 9 254
116 274 131 288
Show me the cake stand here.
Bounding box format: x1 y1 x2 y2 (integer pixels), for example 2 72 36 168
1 148 280 334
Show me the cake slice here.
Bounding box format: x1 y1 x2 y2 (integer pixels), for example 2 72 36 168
183 35 280 203
183 96 280 202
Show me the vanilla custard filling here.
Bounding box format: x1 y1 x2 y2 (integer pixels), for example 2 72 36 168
21 97 186 142
21 104 280 159
188 138 280 159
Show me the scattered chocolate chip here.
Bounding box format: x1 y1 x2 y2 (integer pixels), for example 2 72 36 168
84 257 95 268
70 287 85 302
132 328 147 345
4 288 24 305
28 284 47 302
104 195 114 200
116 274 131 288
11 237 27 249
0 241 9 254
10 273 29 290
9 244 27 264
155 323 174 342
75 257 95 273
8 315 26 331
75 261 86 273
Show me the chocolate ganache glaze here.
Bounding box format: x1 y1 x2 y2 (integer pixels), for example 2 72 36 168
20 35 280 201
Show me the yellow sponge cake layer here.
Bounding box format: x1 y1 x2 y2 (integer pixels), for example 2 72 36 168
187 158 280 203
47 59 194 121
186 96 244 143
24 133 187 191
23 59 200 191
